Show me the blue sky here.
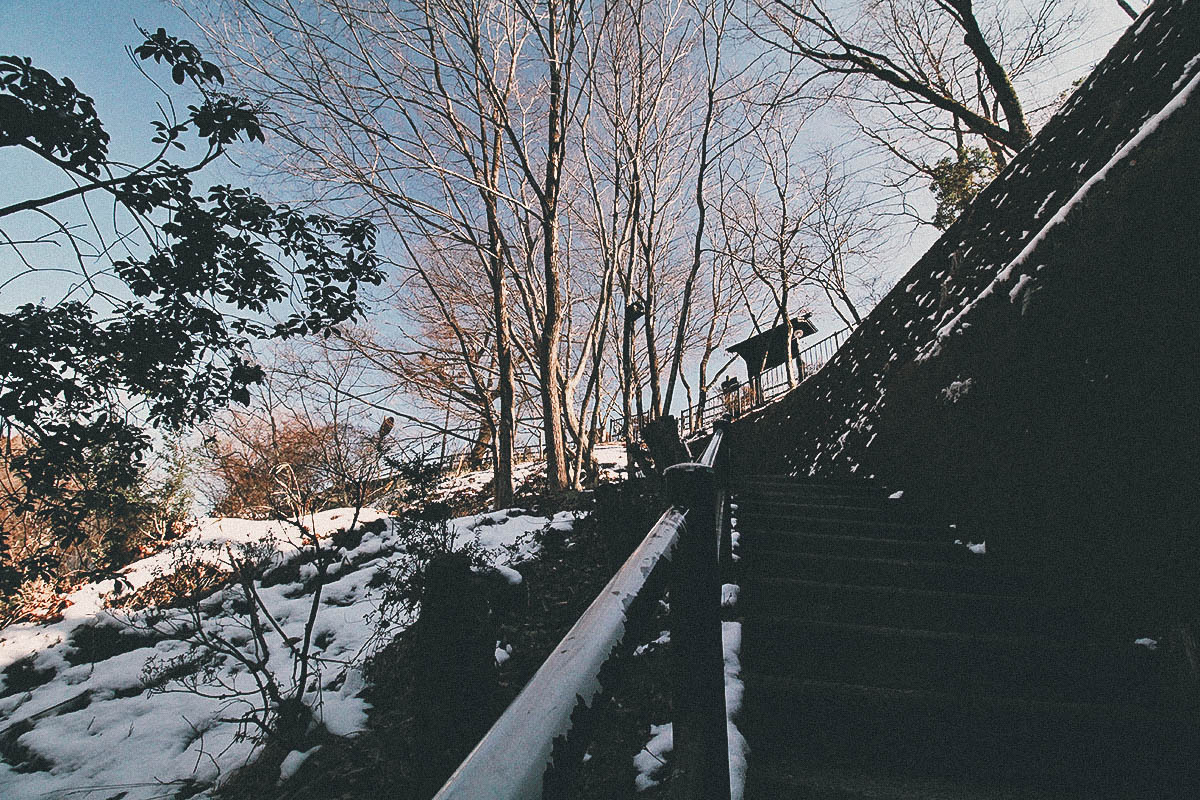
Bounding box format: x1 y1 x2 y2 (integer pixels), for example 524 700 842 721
0 0 252 305
0 0 1137 417
0 0 1134 293
1 0 202 170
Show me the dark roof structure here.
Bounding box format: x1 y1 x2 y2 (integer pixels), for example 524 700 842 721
726 316 818 377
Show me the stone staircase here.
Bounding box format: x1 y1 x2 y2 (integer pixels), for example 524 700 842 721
735 475 1200 799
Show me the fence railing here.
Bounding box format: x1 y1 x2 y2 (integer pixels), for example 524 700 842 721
754 325 851 406
612 325 854 442
433 421 734 800
420 442 546 474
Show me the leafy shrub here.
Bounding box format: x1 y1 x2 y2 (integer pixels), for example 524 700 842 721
384 448 452 519
0 27 380 597
928 147 996 230
108 560 230 612
368 517 487 639
202 416 332 519
584 478 666 572
0 439 196 619
0 577 69 627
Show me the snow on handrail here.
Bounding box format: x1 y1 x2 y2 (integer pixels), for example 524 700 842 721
435 426 729 799
432 505 688 799
696 418 725 469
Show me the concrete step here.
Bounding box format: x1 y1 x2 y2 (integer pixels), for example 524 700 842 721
742 675 1200 794
735 487 892 507
739 578 1080 637
737 475 1199 799
734 477 889 499
736 511 961 541
734 480 893 497
741 617 1171 702
736 475 884 492
746 764 1104 800
734 498 936 523
739 529 976 562
743 549 1030 595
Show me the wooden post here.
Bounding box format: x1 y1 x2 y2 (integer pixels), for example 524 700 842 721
664 462 731 800
712 419 734 577
413 554 495 795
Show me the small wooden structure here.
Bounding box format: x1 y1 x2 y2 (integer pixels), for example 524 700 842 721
726 315 819 404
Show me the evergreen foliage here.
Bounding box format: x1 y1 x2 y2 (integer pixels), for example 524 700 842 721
928 147 997 229
0 29 382 594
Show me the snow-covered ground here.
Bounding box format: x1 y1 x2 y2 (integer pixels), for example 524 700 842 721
0 503 584 799
431 443 628 498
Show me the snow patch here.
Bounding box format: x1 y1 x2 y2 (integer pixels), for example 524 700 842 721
0 505 569 799
279 745 322 783
940 378 974 404
633 722 673 791
492 564 524 585
918 69 1200 363
1173 54 1200 92
1008 274 1035 306
723 620 748 800
634 630 671 657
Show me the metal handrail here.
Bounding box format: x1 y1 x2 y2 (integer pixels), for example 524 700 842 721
696 423 724 468
411 443 546 475
433 424 731 800
752 326 851 408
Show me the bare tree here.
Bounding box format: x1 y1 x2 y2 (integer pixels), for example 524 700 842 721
715 113 822 388
660 0 742 416
655 0 810 418
574 0 699 466
186 0 603 498
1115 0 1141 21
806 150 887 326
755 0 1087 225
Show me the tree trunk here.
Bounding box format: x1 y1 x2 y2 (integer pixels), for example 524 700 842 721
953 0 1031 147
622 302 639 479
780 283 795 389
663 47 720 415
539 215 568 492
490 244 515 508
642 290 663 419
538 0 569 493
642 415 691 473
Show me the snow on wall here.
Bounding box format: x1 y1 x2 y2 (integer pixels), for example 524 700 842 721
731 0 1200 483
919 67 1200 363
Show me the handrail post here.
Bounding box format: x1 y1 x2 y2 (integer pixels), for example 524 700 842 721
712 419 734 576
664 461 731 800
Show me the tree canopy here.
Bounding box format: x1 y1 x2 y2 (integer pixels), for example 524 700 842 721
0 29 382 577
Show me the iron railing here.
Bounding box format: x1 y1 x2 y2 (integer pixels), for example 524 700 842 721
433 421 734 800
421 442 546 474
612 325 854 442
753 325 851 407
